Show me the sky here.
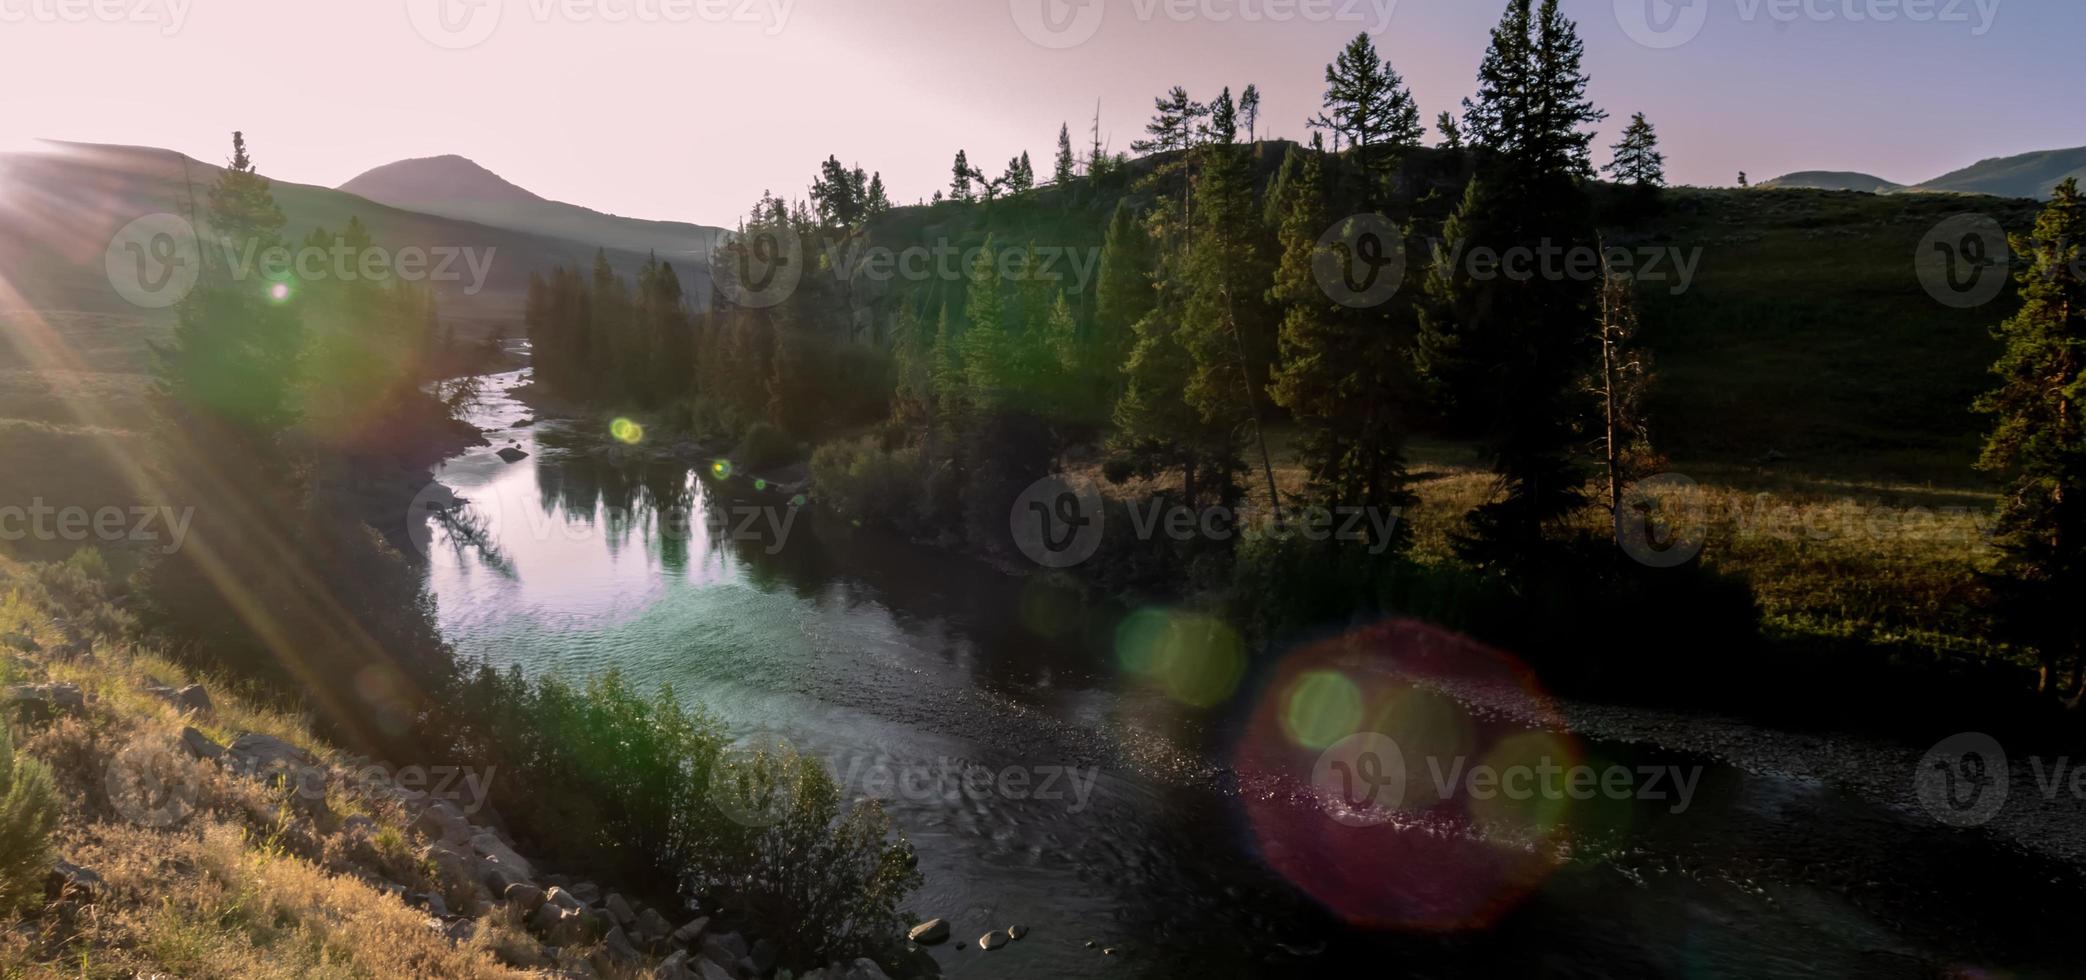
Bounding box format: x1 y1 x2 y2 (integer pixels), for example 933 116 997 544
0 0 2080 226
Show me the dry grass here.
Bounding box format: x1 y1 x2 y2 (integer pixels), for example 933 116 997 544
0 569 553 978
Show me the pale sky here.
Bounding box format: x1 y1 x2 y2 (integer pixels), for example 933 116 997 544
1 0 2079 226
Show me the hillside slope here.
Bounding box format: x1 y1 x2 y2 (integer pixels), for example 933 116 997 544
340 155 725 275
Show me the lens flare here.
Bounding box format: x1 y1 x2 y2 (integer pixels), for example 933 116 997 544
1234 618 1576 933
268 282 291 302
610 418 644 444
1114 608 1245 708
711 459 733 480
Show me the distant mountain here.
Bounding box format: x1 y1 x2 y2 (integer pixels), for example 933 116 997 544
1761 146 2085 200
1916 147 2086 200
0 141 704 323
340 155 724 271
1758 171 1905 194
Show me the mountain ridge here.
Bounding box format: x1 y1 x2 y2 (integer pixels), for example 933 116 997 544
1761 145 2085 199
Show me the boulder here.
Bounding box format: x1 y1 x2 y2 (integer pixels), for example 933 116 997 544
468 830 535 880
544 886 585 913
411 799 472 846
530 903 589 946
145 683 212 714
1007 924 1028 940
905 918 949 945
598 925 640 964
3 631 38 652
693 957 735 980
748 938 777 975
503 882 547 915
671 915 710 948
177 726 224 761
978 930 1007 950
568 881 601 905
45 860 103 903
842 958 891 980
224 733 311 773
604 891 636 928
482 863 531 898
496 447 530 463
10 682 84 721
634 906 672 946
656 950 692 980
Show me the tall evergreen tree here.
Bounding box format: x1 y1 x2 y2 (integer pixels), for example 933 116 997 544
1239 83 1262 141
951 150 975 202
1975 179 2086 698
1436 111 1465 151
1092 202 1156 401
1603 112 1666 187
1132 87 1207 155
1418 0 1608 570
1310 33 1424 154
1054 123 1077 185
1268 146 1415 545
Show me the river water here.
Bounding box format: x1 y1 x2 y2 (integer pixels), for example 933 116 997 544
420 369 2086 979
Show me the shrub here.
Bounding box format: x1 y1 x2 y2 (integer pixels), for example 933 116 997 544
0 721 61 913
736 421 799 471
810 437 924 535
427 666 920 970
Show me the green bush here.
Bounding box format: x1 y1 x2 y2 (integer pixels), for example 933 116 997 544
0 721 61 914
735 421 799 471
809 437 924 535
429 667 919 970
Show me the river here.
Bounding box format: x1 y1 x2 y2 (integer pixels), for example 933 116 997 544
419 368 2086 979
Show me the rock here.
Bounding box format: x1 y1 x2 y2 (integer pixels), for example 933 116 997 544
147 683 211 714
567 881 601 905
414 891 450 917
749 938 777 974
341 815 375 836
692 957 735 980
1102 946 1120 956
545 886 585 913
530 903 589 946
45 860 102 903
635 906 672 945
412 799 472 845
494 941 549 969
604 891 636 928
842 958 891 980
656 950 692 980
714 931 749 961
468 830 535 880
482 862 530 898
10 682 84 721
496 447 530 463
444 918 477 943
671 915 710 948
597 925 640 966
3 631 38 652
224 733 311 772
1007 924 1028 940
177 726 224 761
906 919 949 945
977 931 1007 951
504 882 547 915
425 844 475 893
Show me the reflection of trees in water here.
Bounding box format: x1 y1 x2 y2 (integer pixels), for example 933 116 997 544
531 456 708 573
433 502 515 578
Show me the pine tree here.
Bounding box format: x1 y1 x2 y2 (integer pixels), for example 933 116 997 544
951 150 975 202
1176 129 1274 513
1239 83 1262 141
962 235 1011 408
1054 123 1077 185
929 305 965 436
1132 87 1207 155
866 172 892 215
1092 202 1156 401
1208 87 1239 144
0 721 60 914
1418 0 1608 571
1310 33 1424 155
1437 111 1464 150
1975 179 2086 697
1603 112 1666 187
156 132 304 453
1268 146 1416 547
